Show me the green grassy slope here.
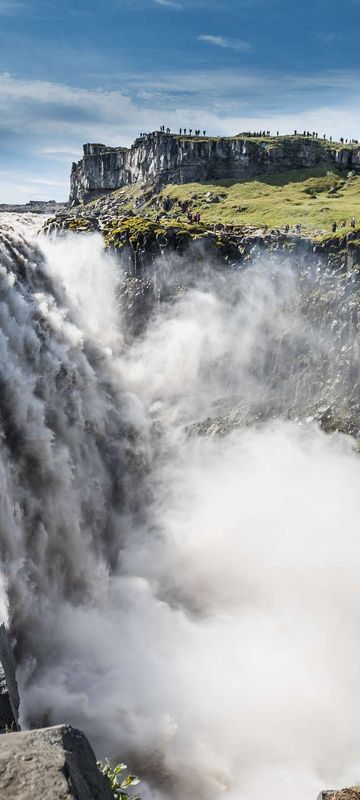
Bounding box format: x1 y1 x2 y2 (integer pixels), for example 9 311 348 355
159 167 360 232
81 164 360 236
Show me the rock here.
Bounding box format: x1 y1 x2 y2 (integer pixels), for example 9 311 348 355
69 132 360 205
0 725 114 800
205 192 221 204
317 789 360 800
0 624 20 732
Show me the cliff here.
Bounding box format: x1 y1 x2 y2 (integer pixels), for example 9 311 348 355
70 131 360 204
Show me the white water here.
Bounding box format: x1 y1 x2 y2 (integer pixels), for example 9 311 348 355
1 214 360 799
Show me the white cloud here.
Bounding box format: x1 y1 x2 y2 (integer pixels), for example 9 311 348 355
40 146 83 156
1 68 360 202
198 34 251 51
0 0 23 14
153 0 183 8
28 177 68 187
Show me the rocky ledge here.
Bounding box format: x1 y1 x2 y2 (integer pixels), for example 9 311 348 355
44 185 360 276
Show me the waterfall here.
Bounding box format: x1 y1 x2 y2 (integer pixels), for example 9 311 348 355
1 213 360 800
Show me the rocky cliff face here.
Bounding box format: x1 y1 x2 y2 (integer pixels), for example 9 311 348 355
70 132 360 204
0 624 20 733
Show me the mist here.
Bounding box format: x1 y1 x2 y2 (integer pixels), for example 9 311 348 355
1 216 360 800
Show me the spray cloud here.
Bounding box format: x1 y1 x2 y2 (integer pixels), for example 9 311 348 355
0 216 360 800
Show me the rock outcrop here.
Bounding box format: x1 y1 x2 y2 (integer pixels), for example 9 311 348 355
0 624 20 732
318 790 360 800
70 132 360 204
0 725 114 800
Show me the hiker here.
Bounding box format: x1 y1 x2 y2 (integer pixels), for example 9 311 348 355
296 223 302 234
166 127 170 134
179 128 182 135
184 128 187 135
341 221 346 228
203 130 206 136
332 221 337 233
188 211 193 223
285 224 290 233
189 129 192 135
351 216 356 228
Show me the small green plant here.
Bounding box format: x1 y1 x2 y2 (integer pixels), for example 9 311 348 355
98 759 141 800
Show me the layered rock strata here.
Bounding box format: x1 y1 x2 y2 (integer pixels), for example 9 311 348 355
70 132 360 204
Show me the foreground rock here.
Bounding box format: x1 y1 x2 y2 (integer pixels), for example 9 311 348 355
318 790 360 800
0 725 114 800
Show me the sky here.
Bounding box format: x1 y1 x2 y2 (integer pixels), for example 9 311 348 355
1 0 360 202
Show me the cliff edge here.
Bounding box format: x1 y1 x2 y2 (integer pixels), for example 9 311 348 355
70 131 360 205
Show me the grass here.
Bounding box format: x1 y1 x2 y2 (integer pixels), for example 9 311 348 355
79 162 360 237
150 167 360 233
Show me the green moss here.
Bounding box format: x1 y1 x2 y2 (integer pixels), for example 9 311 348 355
67 217 95 232
103 215 208 251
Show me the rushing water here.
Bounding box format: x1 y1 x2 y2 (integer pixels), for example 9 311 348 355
2 213 360 800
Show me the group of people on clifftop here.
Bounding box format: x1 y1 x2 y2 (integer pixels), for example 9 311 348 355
160 126 207 137
138 128 359 144
140 127 207 138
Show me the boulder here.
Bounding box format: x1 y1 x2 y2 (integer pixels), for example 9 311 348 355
0 725 114 800
318 790 360 800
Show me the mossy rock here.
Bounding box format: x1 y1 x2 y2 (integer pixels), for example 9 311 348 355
104 215 208 252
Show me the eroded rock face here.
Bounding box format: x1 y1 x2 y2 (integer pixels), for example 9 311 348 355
0 725 114 800
70 132 360 204
0 624 20 732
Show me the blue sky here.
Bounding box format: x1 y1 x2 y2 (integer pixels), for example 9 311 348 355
1 0 360 202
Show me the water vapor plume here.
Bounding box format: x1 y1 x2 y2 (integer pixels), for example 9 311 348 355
0 218 360 800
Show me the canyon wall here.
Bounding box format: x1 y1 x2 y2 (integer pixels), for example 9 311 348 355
70 131 360 204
